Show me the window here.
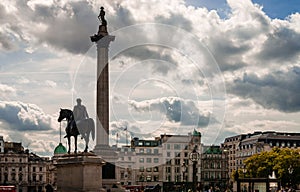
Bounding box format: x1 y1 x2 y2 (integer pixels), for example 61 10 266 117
154 158 159 163
39 175 43 181
146 158 151 163
33 167 36 172
128 157 131 161
139 149 144 153
174 144 181 150
175 166 180 173
146 168 152 172
146 149 152 154
33 174 36 182
19 174 23 181
153 149 159 154
146 175 151 181
153 167 158 172
153 175 159 181
175 159 180 165
167 152 171 157
166 159 171 165
167 144 170 150
139 158 144 163
166 167 171 173
139 167 144 172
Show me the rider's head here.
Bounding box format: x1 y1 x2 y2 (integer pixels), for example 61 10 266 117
76 98 82 105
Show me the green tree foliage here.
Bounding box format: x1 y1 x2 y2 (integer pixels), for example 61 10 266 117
244 147 300 185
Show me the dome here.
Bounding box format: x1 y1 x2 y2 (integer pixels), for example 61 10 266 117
193 129 201 137
54 143 67 155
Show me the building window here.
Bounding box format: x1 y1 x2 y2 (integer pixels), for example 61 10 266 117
40 167 43 172
175 159 180 165
19 174 23 181
11 173 16 181
153 175 159 181
167 152 171 157
39 175 43 181
139 149 144 153
153 167 158 172
139 167 144 172
166 167 171 173
154 158 159 163
33 174 36 182
128 157 131 161
146 168 152 172
167 144 170 150
166 159 171 165
146 149 152 154
174 144 181 150
139 175 144 181
153 149 159 154
175 167 180 173
146 158 151 163
139 158 144 163
146 175 151 181
33 167 36 172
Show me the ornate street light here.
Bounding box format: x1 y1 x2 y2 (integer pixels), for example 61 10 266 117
189 145 200 192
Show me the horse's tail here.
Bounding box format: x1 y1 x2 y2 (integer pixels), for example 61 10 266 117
90 118 95 141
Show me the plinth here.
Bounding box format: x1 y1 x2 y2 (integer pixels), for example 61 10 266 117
56 153 105 192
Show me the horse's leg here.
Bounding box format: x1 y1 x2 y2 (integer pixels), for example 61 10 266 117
68 136 71 154
74 136 77 154
84 133 89 152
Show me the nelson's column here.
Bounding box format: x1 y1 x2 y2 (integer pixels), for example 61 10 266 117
90 7 116 182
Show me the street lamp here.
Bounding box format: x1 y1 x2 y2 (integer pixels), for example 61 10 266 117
182 162 187 192
288 165 293 187
189 145 200 192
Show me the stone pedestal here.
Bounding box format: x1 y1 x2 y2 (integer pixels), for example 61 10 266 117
56 153 105 192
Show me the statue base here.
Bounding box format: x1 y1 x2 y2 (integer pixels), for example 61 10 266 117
56 152 105 192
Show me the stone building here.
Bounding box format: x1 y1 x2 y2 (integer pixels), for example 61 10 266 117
222 131 300 179
201 145 229 190
0 140 50 192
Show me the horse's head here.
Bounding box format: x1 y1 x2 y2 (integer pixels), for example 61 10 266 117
58 108 72 122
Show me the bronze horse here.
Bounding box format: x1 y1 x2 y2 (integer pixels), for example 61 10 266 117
58 109 79 154
58 108 95 154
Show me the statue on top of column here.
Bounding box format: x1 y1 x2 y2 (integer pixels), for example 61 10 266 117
90 6 108 42
98 7 107 27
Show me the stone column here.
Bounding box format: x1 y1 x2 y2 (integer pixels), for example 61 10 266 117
95 34 114 148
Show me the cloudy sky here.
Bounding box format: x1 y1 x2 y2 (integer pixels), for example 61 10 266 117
0 0 300 156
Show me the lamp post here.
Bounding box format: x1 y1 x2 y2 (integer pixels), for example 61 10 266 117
288 165 293 187
189 146 200 192
182 162 187 192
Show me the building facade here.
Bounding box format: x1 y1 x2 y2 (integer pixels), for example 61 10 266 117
222 131 300 180
201 145 229 190
0 141 50 192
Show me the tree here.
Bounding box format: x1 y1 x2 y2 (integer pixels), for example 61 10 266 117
244 147 300 186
